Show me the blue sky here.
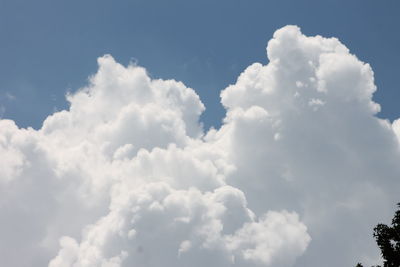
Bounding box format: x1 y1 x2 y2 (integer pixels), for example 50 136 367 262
1 0 399 130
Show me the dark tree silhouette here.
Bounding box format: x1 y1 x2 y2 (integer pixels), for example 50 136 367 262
357 203 400 267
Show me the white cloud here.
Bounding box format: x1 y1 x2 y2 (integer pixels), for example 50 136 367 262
0 25 399 267
217 25 400 266
49 184 309 267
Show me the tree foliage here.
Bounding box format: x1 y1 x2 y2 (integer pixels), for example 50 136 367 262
357 203 400 267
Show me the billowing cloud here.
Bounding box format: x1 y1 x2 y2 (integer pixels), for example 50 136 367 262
49 184 309 267
0 25 399 267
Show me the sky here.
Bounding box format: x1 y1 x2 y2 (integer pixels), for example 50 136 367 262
1 1 400 267
1 0 400 130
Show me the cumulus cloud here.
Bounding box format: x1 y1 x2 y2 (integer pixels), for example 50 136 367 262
49 184 309 267
218 25 400 266
0 25 399 267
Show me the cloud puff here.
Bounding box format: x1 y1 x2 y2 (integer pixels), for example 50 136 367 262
49 184 309 267
217 25 400 266
0 25 399 267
